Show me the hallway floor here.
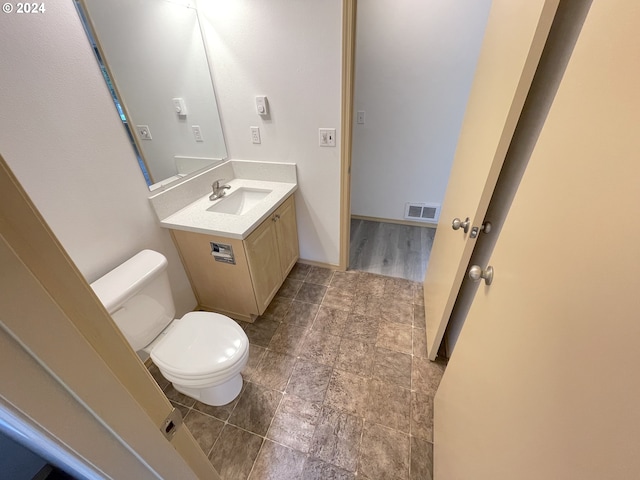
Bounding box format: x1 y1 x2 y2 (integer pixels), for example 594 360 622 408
349 218 435 283
149 264 445 479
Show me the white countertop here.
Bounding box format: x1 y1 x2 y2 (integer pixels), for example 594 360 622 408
148 160 298 239
159 178 297 239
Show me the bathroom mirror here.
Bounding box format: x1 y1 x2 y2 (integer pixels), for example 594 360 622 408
76 0 227 190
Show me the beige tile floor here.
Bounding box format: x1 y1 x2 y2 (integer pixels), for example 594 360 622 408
149 263 446 480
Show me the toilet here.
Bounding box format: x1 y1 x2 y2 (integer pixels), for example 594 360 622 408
90 249 249 406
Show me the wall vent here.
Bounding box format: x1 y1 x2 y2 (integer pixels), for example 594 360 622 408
404 202 440 222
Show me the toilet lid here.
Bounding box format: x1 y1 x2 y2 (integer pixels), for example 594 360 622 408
150 311 248 377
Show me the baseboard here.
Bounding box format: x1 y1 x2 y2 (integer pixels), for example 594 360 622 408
297 217 435 273
351 214 437 229
296 258 342 271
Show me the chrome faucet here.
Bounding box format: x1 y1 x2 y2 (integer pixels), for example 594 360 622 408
209 179 231 201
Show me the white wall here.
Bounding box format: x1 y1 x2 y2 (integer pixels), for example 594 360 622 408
198 0 343 266
351 0 491 221
0 2 197 316
82 0 227 184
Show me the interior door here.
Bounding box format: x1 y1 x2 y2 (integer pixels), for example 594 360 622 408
423 0 559 359
435 1 640 477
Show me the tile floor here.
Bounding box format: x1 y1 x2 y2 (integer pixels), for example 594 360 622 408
149 263 446 480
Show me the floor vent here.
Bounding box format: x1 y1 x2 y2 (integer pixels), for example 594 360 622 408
404 202 440 222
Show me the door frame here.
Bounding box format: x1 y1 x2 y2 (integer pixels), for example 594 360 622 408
0 155 219 479
339 0 356 271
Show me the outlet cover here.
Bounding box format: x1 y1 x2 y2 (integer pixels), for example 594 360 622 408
192 125 204 142
319 128 336 147
250 126 261 144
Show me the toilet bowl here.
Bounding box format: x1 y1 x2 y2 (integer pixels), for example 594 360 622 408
90 250 249 406
149 311 249 406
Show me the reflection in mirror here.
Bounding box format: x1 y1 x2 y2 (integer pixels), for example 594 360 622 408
75 0 227 190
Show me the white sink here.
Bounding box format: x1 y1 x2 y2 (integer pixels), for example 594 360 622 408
206 188 271 215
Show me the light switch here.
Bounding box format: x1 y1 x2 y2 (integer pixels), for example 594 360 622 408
172 98 187 116
136 125 152 140
256 96 268 116
319 128 336 147
357 111 365 124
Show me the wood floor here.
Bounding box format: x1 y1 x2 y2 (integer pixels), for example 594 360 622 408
348 218 435 282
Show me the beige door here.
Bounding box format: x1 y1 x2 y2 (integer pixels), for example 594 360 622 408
435 1 640 477
0 156 220 479
423 0 559 359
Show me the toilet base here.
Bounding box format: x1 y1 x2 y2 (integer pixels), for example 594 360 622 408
173 373 244 407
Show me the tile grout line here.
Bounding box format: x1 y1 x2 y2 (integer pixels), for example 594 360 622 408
246 282 315 479
165 265 435 479
204 286 298 470
247 268 335 479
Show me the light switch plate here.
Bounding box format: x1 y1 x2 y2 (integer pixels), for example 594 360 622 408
173 97 187 116
256 96 268 116
136 125 152 140
319 128 336 147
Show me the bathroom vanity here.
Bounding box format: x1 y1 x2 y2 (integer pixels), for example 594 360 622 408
149 160 299 321
171 194 297 319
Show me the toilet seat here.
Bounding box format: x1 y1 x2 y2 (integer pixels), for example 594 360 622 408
150 312 248 381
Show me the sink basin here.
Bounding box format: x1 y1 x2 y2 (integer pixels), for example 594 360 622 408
206 188 271 215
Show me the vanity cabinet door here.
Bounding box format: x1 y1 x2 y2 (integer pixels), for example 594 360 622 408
274 195 299 278
245 213 282 314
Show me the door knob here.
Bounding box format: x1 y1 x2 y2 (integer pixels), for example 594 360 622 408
470 221 493 238
469 265 494 285
452 217 470 233
480 221 492 234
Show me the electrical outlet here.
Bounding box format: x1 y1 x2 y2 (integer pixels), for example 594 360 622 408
192 125 203 142
251 126 261 144
319 128 336 147
136 125 152 140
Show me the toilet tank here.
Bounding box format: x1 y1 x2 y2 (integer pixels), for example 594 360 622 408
90 250 176 351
